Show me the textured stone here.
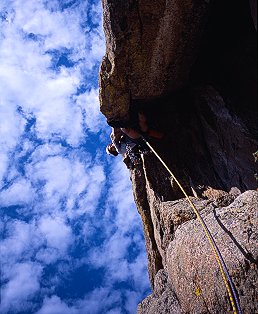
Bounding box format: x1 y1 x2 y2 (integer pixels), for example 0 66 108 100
138 270 182 314
99 0 210 122
138 191 258 314
99 0 257 190
99 0 258 313
131 164 163 287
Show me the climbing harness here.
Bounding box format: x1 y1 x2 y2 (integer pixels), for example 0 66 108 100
141 136 243 314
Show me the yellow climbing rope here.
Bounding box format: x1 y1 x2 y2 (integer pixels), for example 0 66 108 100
142 137 242 314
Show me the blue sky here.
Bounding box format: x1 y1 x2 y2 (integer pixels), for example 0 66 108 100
0 1 151 313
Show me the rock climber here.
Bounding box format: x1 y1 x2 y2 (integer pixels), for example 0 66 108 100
106 112 164 169
106 127 144 169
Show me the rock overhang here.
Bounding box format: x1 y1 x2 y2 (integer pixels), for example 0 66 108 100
99 0 210 123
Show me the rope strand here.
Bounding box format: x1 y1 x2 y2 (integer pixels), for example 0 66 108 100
141 136 242 314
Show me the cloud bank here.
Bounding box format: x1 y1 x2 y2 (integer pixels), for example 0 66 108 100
0 1 151 313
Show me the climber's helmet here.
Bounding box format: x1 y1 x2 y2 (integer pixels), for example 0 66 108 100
106 143 119 156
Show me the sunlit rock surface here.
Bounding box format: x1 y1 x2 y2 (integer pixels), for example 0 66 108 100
136 189 258 314
99 0 257 312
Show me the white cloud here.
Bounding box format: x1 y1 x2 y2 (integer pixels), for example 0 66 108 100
25 155 86 211
0 262 43 313
77 287 122 314
88 229 149 291
4 0 88 54
36 295 77 314
82 26 106 69
77 164 106 216
38 215 73 252
129 251 151 293
37 287 122 314
105 161 142 232
106 308 123 314
0 1 151 313
81 220 96 241
0 102 26 152
76 88 106 133
1 220 40 265
86 160 150 301
125 291 142 314
28 143 67 163
0 0 105 147
0 152 9 186
31 156 79 197
23 153 106 216
0 178 35 206
35 247 63 264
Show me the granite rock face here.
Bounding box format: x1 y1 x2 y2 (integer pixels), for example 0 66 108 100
99 0 257 190
99 0 257 313
132 156 258 313
137 190 258 314
99 0 210 122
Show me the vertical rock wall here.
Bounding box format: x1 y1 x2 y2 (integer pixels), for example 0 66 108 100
99 0 258 312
